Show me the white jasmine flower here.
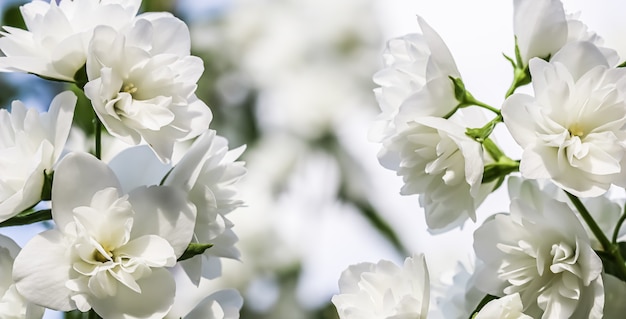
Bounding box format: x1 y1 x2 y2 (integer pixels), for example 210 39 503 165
165 265 243 319
434 259 484 319
0 0 141 81
474 293 532 319
0 235 44 319
0 91 76 222
12 152 197 318
474 178 604 319
163 130 246 284
370 16 461 142
331 254 430 319
502 41 626 197
378 116 485 231
513 0 617 66
84 14 212 163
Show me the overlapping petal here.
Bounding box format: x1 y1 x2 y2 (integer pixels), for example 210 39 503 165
0 91 76 222
502 41 626 197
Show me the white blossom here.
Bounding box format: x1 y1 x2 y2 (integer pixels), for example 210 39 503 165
107 130 246 285
0 235 43 319
84 14 212 163
0 91 76 222
165 265 243 319
474 293 532 319
0 0 141 81
378 116 485 231
370 16 461 143
513 0 617 66
12 152 197 318
331 254 430 319
163 130 246 285
474 178 604 318
502 41 626 197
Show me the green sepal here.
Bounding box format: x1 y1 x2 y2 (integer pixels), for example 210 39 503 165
41 170 54 201
177 243 214 261
482 159 519 184
450 76 468 103
73 64 88 89
466 117 500 143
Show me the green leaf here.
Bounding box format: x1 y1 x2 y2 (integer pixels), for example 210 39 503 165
177 243 214 261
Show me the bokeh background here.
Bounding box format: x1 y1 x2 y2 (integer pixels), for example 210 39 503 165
0 0 625 318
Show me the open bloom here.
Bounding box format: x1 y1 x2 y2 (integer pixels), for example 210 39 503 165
332 254 430 319
0 0 140 81
163 130 246 284
474 178 604 318
502 41 626 197
513 0 617 66
107 130 246 285
0 235 43 319
474 293 531 319
0 91 76 222
84 14 212 163
12 152 196 318
378 116 485 231
370 16 461 142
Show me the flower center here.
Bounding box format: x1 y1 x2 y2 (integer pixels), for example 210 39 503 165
122 83 138 95
568 123 585 138
92 244 114 263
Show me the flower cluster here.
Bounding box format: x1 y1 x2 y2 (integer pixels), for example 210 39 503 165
0 1 245 318
334 0 626 318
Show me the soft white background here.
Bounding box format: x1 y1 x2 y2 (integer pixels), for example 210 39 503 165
1 0 625 318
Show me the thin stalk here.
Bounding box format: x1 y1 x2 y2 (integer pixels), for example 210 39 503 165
468 97 500 116
94 117 102 160
613 204 626 244
566 191 626 279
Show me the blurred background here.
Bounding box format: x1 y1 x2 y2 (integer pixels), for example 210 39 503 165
0 0 625 318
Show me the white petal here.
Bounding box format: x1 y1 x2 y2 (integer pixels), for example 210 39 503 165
12 230 74 311
165 130 217 192
128 185 197 258
89 268 175 319
116 235 176 267
52 152 122 230
108 145 171 193
551 41 611 81
513 0 567 64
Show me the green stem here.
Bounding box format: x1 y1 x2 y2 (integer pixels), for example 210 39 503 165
613 205 626 244
0 210 52 228
468 97 501 116
94 117 102 160
566 191 626 279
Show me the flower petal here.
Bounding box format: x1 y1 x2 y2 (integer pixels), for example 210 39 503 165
12 230 74 311
52 152 122 230
128 185 196 258
89 268 175 319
